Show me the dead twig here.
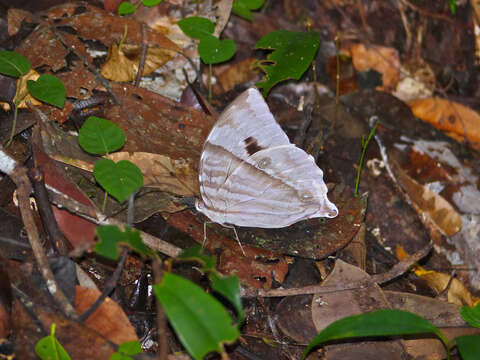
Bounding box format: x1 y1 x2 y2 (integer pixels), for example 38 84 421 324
0 147 78 319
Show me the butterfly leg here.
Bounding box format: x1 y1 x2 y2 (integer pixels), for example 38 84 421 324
225 224 246 256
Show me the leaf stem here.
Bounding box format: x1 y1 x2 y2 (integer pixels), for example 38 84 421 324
354 120 378 197
5 77 27 148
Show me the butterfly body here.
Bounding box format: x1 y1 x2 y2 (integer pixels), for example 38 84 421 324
195 88 338 228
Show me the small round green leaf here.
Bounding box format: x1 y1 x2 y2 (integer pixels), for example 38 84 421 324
27 74 65 108
118 2 136 15
35 325 71 360
143 0 163 6
78 116 125 155
0 51 31 77
198 36 236 64
94 159 143 203
232 2 253 21
177 16 215 39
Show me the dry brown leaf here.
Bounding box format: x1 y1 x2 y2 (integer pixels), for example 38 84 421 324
394 160 462 237
419 271 475 306
101 43 176 82
213 58 259 95
75 286 138 344
397 246 477 307
345 43 400 91
0 69 42 111
408 97 480 150
107 152 198 197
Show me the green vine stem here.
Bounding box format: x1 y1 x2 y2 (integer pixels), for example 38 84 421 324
354 120 378 197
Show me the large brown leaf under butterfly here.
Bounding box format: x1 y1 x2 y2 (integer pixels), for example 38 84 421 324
195 88 338 228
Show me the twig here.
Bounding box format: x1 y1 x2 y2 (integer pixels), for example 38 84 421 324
44 183 182 257
79 248 128 322
241 242 432 298
28 167 70 255
135 23 148 87
152 257 169 360
0 148 78 319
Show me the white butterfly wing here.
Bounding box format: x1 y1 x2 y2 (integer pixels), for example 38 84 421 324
197 88 289 215
196 88 338 227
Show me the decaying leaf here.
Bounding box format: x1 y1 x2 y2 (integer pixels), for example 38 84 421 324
0 69 42 111
408 97 480 150
397 246 477 307
75 286 139 344
107 151 198 197
101 43 176 82
344 43 400 91
393 159 462 237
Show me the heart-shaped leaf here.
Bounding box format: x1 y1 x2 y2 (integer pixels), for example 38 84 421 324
232 0 264 21
93 159 143 203
78 116 125 155
27 74 66 108
177 16 215 40
0 51 31 77
118 1 136 15
198 35 236 64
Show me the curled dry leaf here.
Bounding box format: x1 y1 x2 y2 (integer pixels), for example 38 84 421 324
0 69 42 111
408 97 480 151
101 43 176 82
344 43 400 91
393 159 462 237
397 246 477 307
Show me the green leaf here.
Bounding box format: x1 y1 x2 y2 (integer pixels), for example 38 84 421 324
154 273 240 360
210 272 244 324
177 16 215 40
302 309 448 359
232 0 264 21
78 116 126 155
198 35 236 64
110 340 142 359
96 225 123 260
255 30 320 96
27 74 65 108
460 303 480 328
117 340 141 355
143 0 163 6
96 225 150 260
0 51 31 77
456 335 480 360
35 324 71 360
118 2 137 15
93 159 143 203
124 226 151 257
178 246 216 271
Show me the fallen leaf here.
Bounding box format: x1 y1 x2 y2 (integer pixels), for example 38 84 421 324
345 43 400 91
101 43 176 82
408 97 480 150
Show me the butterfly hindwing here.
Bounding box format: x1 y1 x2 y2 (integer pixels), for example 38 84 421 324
196 88 338 227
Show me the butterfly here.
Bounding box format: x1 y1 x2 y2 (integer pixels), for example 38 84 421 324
195 88 338 228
